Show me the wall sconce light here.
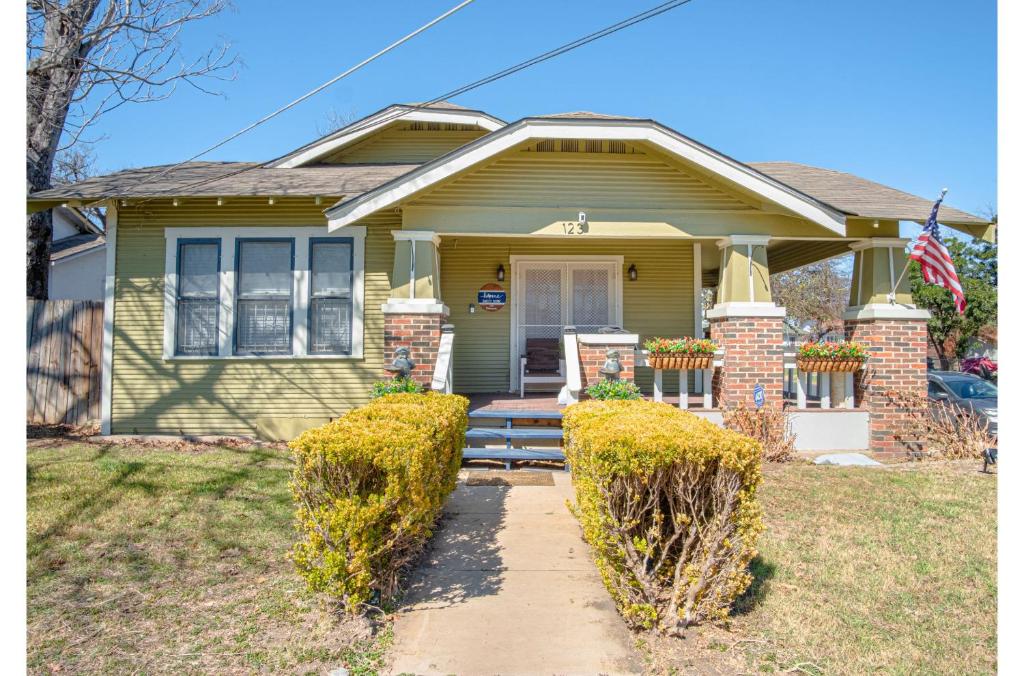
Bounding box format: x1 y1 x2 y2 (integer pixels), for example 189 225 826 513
468 303 476 314
628 264 638 281
497 264 505 282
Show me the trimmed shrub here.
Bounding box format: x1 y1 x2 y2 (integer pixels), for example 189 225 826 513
371 376 423 399
563 399 764 634
586 379 642 400
289 392 468 612
722 403 795 463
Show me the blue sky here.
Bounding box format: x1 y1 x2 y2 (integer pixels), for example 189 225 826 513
82 0 996 224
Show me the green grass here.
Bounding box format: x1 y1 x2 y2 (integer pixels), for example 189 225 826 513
723 461 996 675
27 442 391 674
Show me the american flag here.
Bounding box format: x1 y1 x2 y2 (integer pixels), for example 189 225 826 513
908 191 966 314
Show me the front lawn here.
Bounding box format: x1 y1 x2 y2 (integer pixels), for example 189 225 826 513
28 443 996 674
642 460 997 674
27 442 389 674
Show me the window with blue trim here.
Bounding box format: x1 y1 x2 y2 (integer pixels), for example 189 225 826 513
234 238 294 355
309 238 354 354
175 239 220 356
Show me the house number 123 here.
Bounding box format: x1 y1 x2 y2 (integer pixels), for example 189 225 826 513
562 221 589 235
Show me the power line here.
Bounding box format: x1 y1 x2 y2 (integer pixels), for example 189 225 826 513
126 0 476 194
134 0 697 202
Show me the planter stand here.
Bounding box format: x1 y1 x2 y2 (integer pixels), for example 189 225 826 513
653 367 713 409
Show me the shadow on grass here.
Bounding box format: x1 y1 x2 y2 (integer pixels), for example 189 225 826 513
732 555 777 616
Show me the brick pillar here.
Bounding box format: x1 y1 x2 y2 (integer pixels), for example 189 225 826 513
844 310 930 458
707 305 785 409
383 310 448 387
577 341 637 390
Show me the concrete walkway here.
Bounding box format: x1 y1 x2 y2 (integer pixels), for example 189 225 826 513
388 470 642 675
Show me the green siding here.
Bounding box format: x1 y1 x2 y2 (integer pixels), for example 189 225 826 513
110 199 396 436
322 122 487 164
439 237 696 394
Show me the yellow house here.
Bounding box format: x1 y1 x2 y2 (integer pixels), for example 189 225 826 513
27 102 993 456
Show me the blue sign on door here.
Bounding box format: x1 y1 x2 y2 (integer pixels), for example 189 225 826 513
753 383 765 409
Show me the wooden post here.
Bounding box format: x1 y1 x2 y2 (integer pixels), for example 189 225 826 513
653 369 663 402
702 369 713 408
820 372 831 409
797 371 808 409
844 372 855 408
678 370 688 409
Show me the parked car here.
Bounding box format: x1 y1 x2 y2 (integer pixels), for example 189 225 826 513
926 371 998 436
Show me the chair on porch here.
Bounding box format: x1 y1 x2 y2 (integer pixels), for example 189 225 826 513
519 337 566 398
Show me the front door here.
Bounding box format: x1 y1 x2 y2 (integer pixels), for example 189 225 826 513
512 258 621 391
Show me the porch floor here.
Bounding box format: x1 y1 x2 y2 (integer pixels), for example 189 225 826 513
465 392 716 412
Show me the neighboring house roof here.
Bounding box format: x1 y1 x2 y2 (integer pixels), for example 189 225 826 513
54 205 104 235
27 161 418 201
749 162 989 226
50 232 105 262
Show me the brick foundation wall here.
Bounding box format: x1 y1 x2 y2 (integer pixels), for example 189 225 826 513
577 342 636 390
383 312 447 386
709 315 784 408
845 317 928 458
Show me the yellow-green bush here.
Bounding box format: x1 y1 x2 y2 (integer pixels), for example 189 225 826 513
563 399 764 634
289 392 468 612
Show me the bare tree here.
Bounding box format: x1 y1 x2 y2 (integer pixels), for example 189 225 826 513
26 0 237 298
315 106 358 137
771 256 851 339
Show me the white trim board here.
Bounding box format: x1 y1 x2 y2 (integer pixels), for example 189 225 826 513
100 201 117 435
327 118 848 235
162 225 366 361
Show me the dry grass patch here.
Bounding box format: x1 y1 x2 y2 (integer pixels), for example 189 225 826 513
27 442 391 675
639 460 996 674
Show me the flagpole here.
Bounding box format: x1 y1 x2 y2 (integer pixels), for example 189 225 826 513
886 188 947 304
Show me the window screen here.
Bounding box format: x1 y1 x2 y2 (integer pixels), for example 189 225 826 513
309 239 353 354
175 240 220 356
235 239 293 354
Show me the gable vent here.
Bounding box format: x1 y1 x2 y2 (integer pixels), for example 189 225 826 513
560 139 579 152
585 140 602 153
608 141 627 154
536 139 556 152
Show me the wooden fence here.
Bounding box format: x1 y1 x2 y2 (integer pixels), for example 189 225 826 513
27 299 103 426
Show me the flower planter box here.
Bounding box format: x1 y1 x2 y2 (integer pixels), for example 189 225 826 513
796 357 864 373
648 354 714 370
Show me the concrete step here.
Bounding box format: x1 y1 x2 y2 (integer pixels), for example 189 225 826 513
465 427 564 441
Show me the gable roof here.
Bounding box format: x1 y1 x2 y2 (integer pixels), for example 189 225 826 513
325 116 850 234
267 102 506 169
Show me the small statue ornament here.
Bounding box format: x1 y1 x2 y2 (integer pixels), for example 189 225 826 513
384 346 415 379
599 349 622 381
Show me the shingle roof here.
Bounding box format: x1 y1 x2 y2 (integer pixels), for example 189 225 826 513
28 161 419 202
748 161 989 225
50 232 105 261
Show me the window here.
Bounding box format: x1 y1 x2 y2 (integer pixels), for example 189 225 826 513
163 226 366 360
234 239 294 355
175 239 220 356
309 238 353 354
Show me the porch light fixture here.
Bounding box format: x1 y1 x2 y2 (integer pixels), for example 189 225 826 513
468 303 476 314
628 264 638 281
497 264 505 281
